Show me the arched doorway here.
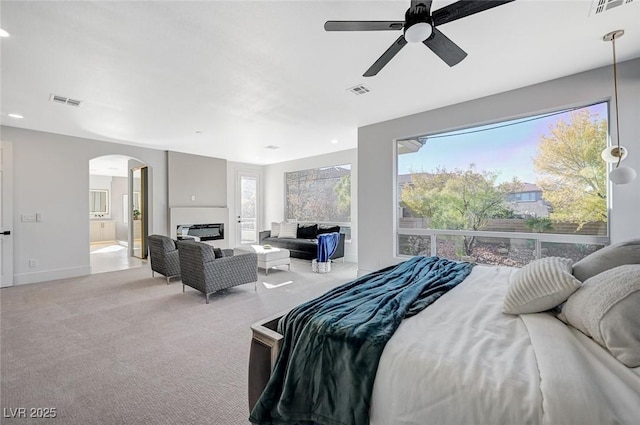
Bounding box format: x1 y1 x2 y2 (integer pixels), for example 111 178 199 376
89 155 148 274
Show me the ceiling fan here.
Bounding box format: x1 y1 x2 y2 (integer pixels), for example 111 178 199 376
324 0 515 77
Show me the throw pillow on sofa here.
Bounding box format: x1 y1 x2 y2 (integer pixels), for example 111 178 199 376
271 221 281 237
278 222 298 238
297 224 318 239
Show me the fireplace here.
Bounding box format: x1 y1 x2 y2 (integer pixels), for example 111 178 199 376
176 223 224 242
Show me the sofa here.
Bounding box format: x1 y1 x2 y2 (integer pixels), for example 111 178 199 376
259 223 345 261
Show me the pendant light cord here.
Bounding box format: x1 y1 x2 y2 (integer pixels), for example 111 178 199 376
612 34 622 168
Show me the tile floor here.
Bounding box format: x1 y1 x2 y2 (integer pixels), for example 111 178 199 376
89 241 145 274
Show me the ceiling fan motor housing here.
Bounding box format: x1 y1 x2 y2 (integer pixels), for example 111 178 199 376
404 3 433 42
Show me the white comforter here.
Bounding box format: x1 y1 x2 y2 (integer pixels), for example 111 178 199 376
370 265 640 425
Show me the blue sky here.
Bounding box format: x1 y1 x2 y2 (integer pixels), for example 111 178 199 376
398 102 608 184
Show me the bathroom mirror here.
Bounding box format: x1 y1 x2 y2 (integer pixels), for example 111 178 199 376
89 189 109 215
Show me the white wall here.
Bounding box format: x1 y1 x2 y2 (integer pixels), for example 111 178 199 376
2 126 168 284
358 59 640 275
263 149 358 262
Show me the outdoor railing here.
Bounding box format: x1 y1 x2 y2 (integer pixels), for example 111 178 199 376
397 228 609 267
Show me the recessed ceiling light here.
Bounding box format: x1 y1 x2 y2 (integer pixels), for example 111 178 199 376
0 28 9 38
265 145 280 150
8 113 23 119
331 139 339 144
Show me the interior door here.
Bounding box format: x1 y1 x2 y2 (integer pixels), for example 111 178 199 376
1 141 14 287
236 170 259 246
131 166 148 259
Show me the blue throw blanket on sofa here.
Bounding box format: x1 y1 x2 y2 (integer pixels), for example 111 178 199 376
317 232 340 263
249 256 474 425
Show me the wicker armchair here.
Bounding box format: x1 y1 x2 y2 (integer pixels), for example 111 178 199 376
148 234 181 284
177 240 258 303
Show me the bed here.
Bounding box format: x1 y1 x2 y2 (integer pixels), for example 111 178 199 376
248 240 640 425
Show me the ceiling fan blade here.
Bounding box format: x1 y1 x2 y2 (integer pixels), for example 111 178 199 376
324 21 404 31
432 0 514 26
423 28 467 67
364 35 408 77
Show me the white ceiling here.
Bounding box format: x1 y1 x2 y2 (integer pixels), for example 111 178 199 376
2 0 640 167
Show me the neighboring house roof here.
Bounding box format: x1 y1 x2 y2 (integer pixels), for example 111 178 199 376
287 166 350 180
513 182 542 193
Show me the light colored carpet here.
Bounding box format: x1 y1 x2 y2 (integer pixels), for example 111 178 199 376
0 259 358 424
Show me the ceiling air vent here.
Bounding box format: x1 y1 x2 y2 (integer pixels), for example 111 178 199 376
590 0 634 15
49 93 83 107
347 84 370 95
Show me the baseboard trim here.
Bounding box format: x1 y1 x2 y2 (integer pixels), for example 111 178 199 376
357 268 374 278
344 254 358 263
13 266 91 285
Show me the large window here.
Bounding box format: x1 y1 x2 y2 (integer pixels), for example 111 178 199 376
285 164 351 238
396 102 609 266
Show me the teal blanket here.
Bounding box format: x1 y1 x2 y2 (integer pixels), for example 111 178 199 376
249 256 474 425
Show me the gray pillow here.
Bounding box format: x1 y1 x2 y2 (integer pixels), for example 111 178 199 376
561 265 640 367
503 257 581 315
572 239 640 282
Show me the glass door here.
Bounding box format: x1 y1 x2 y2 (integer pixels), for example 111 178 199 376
236 170 259 245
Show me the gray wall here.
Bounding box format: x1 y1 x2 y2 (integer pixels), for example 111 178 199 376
358 58 640 274
168 151 227 207
111 176 128 242
2 126 168 284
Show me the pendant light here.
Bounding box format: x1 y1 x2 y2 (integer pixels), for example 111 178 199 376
601 30 636 185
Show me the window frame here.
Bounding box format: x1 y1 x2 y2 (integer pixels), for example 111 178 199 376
393 101 611 264
284 164 352 241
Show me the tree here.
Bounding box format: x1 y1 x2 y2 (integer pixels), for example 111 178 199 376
401 165 521 256
533 109 607 228
285 167 351 222
333 174 351 220
525 217 554 233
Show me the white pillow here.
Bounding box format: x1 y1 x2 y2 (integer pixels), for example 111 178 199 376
271 221 281 237
278 222 298 239
561 264 640 367
503 257 581 315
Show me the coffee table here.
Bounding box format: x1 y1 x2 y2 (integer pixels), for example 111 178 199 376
235 245 291 275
